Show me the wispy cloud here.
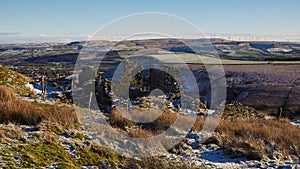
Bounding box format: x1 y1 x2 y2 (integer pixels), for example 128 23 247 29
0 33 89 44
0 32 299 44
0 32 21 36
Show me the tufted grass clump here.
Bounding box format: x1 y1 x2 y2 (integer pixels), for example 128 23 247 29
0 86 78 127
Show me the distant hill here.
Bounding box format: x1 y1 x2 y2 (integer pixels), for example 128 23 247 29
24 53 79 65
1 38 300 67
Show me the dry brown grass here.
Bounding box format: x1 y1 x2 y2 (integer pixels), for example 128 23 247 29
45 104 78 128
191 116 300 160
141 111 178 132
4 126 24 140
0 86 16 102
192 117 206 131
0 86 78 127
108 107 179 134
109 105 300 160
44 132 59 143
215 118 300 158
128 127 154 138
108 108 135 130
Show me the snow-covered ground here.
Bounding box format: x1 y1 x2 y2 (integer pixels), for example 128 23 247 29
77 109 300 169
25 83 63 99
167 132 300 169
20 83 63 104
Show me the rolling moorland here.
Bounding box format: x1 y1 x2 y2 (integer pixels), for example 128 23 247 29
0 38 299 168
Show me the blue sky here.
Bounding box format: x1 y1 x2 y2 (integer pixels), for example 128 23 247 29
1 0 299 42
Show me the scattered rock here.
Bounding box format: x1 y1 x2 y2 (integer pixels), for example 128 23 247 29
202 135 220 145
222 102 265 120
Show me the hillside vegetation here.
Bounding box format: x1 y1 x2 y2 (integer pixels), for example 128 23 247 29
0 65 32 96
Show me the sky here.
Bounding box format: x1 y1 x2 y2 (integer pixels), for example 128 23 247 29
1 0 300 43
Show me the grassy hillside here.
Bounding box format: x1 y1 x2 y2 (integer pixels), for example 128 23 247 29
0 65 32 96
0 86 200 168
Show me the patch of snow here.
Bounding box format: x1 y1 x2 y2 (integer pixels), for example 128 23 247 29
25 83 41 94
291 120 300 126
24 82 63 102
48 163 57 169
267 48 293 52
